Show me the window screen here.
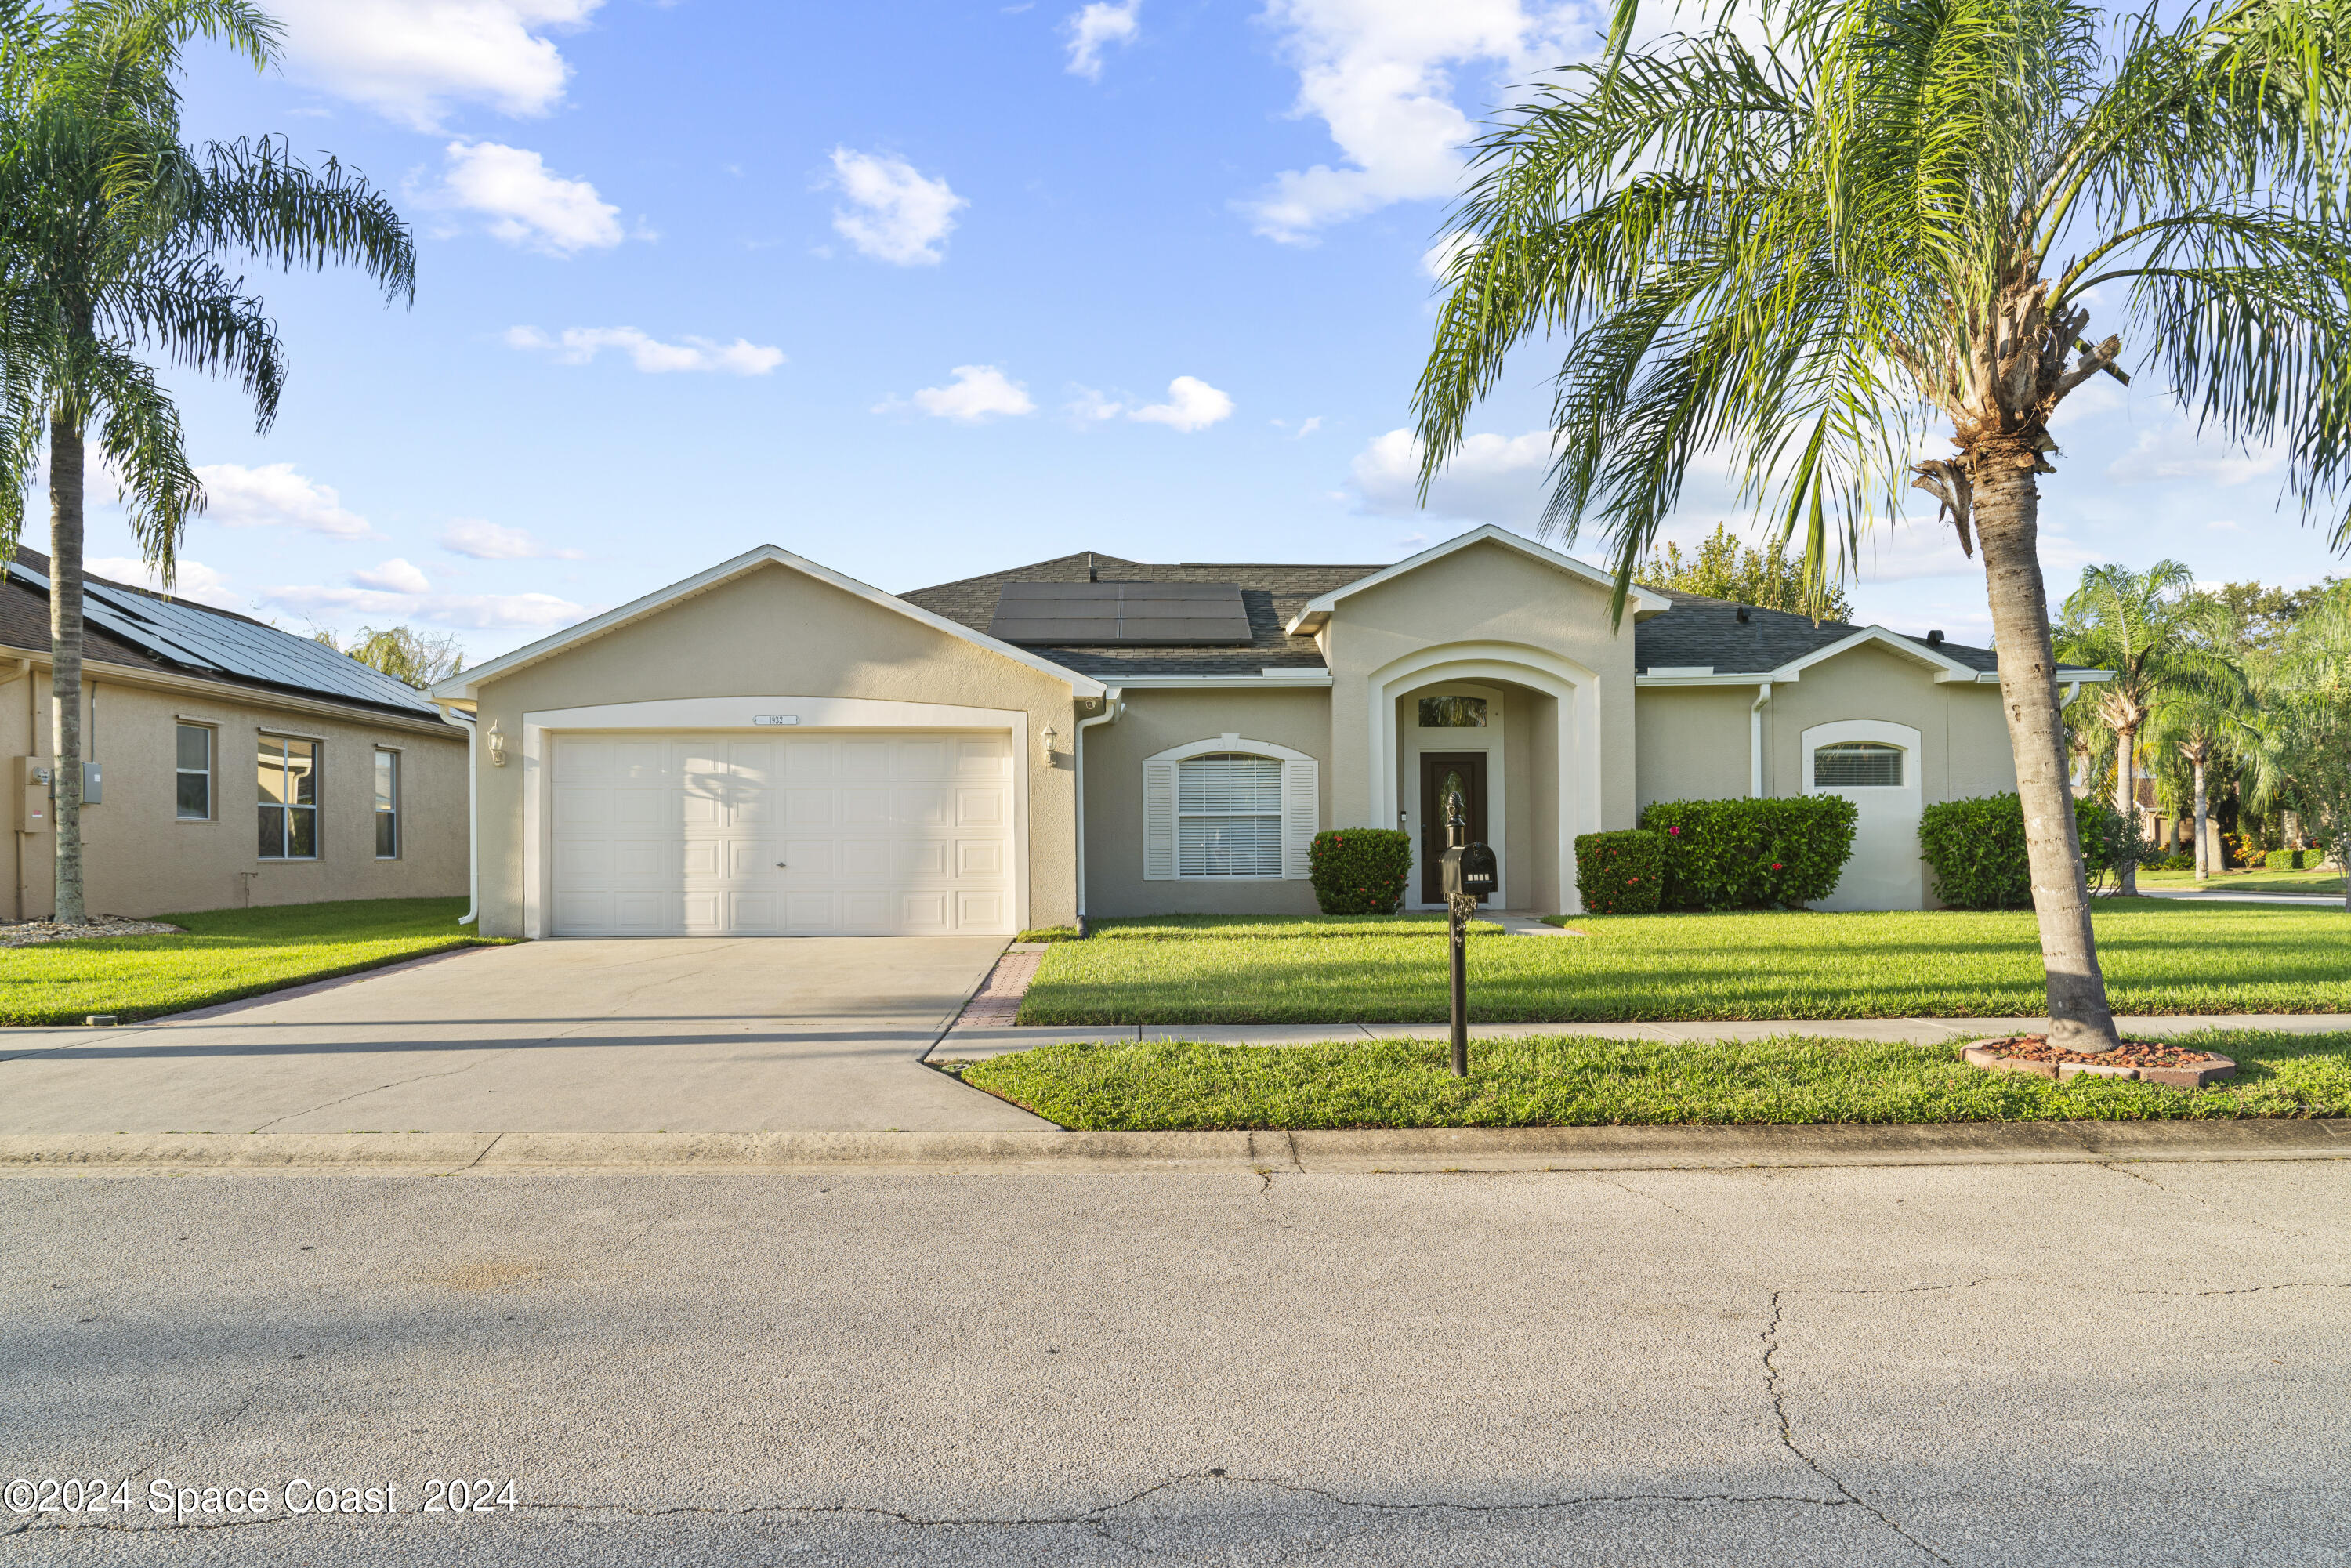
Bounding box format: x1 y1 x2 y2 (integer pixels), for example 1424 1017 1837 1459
1418 696 1487 728
1176 753 1283 876
258 736 318 859
374 749 400 859
1813 741 1904 788
176 724 211 820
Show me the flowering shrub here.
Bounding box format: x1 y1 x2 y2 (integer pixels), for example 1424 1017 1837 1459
1572 830 1665 914
1637 798 1858 909
1306 828 1412 914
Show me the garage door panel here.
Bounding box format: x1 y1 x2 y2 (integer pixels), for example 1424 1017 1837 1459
554 727 1013 936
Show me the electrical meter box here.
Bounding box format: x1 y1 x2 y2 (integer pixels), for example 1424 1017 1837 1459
13 756 53 834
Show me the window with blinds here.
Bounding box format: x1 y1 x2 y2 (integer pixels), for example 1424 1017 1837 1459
1177 752 1284 876
1813 741 1904 788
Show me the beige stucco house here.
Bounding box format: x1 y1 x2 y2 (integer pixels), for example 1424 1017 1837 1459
4 550 467 922
430 527 2105 939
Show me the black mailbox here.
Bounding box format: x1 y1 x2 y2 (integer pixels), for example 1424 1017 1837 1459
1440 841 1499 903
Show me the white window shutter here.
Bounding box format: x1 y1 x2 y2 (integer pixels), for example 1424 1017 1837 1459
1143 757 1178 880
1281 756 1319 878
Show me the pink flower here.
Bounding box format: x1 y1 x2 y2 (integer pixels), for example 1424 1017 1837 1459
1668 826 1680 835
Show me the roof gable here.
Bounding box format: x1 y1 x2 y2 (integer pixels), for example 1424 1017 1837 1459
1285 526 1671 634
433 544 1106 701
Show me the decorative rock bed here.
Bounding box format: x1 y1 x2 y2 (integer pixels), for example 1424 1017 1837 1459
1961 1035 2237 1088
1 915 185 947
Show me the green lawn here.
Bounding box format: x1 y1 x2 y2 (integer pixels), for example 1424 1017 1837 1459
2139 867 2346 898
1019 901 2351 1024
0 898 495 1026
958 1029 2351 1130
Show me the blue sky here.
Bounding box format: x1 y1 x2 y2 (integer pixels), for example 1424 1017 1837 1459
57 0 2350 661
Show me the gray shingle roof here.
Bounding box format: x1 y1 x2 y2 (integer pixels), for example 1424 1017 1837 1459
902 552 1380 678
902 551 2094 683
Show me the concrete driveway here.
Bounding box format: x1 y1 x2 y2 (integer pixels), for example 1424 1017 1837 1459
0 938 1047 1135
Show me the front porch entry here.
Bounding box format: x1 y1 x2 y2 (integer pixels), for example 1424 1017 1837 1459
1417 751 1491 904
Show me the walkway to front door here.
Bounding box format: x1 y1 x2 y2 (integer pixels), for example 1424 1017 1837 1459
1418 751 1490 904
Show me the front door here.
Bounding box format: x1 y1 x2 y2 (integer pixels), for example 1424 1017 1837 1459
1418 751 1491 904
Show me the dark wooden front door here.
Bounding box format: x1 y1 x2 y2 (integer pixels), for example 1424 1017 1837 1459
1418 751 1491 904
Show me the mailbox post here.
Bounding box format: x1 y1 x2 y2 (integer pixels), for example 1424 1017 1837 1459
1436 791 1498 1077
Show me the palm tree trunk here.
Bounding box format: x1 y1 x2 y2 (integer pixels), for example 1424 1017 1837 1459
47 408 85 925
2111 725 2139 896
2191 753 2209 882
1974 457 2122 1052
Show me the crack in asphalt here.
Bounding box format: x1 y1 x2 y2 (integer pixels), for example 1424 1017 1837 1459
1762 1291 1947 1563
1585 1172 1705 1222
2099 1161 2309 1237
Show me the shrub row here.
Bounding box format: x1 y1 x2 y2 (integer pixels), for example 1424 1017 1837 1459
1636 798 1859 910
1308 828 1412 914
1916 794 2139 907
1570 830 1665 914
2267 848 2312 871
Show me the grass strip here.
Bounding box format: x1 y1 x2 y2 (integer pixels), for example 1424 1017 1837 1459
0 897 498 1026
957 1029 2351 1131
1020 901 2351 1024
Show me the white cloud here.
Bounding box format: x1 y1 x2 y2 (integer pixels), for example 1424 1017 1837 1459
894 365 1037 422
2048 375 2123 432
1066 386 1125 422
1352 426 1554 524
351 558 432 594
1242 0 1582 243
438 519 585 560
828 149 966 266
270 0 600 129
194 462 376 538
1422 230 1479 281
1066 0 1141 78
440 140 623 255
86 556 244 611
265 581 590 632
505 324 784 374
2105 422 2284 486
1130 375 1235 432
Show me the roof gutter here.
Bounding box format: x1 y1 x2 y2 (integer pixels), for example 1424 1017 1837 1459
1073 690 1124 931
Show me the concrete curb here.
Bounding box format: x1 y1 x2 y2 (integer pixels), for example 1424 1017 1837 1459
2 1118 2344 1175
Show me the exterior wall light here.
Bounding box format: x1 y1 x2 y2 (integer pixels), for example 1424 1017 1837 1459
487 721 508 768
1040 725 1058 760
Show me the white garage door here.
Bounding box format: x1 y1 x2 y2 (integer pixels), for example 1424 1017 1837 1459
550 730 1014 936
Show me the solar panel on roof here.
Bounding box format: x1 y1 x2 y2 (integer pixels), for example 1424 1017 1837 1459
988 580 1253 646
5 562 440 716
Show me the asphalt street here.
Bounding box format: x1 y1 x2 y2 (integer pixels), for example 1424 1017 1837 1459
5 1157 2348 1566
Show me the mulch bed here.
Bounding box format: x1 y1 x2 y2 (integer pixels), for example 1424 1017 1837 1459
1963 1034 2237 1088
0 915 184 948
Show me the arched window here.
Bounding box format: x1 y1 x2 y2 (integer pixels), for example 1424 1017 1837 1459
1813 741 1904 788
1142 737 1320 881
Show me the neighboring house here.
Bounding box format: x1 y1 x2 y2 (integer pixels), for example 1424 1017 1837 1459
2 550 466 922
430 526 2108 939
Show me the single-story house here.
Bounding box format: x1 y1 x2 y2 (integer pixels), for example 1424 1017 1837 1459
429 526 2106 939
3 549 467 922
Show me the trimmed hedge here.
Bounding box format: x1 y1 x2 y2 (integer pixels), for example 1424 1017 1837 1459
1637 798 1858 909
1573 830 1665 914
1917 794 2132 907
2267 848 2311 871
1307 828 1412 914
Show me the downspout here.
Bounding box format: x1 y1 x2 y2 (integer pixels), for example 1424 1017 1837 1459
438 705 479 926
1750 681 1773 798
4 657 30 922
1073 689 1124 932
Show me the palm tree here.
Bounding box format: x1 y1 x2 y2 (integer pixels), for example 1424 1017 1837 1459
2056 563 2245 891
0 0 415 923
1411 0 2351 1052
2244 583 2351 909
2141 668 2255 885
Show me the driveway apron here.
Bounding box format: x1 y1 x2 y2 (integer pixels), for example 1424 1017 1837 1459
0 937 1045 1135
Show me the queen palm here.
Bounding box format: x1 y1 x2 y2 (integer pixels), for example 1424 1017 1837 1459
1413 0 2351 1051
0 0 414 923
2056 563 2245 890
